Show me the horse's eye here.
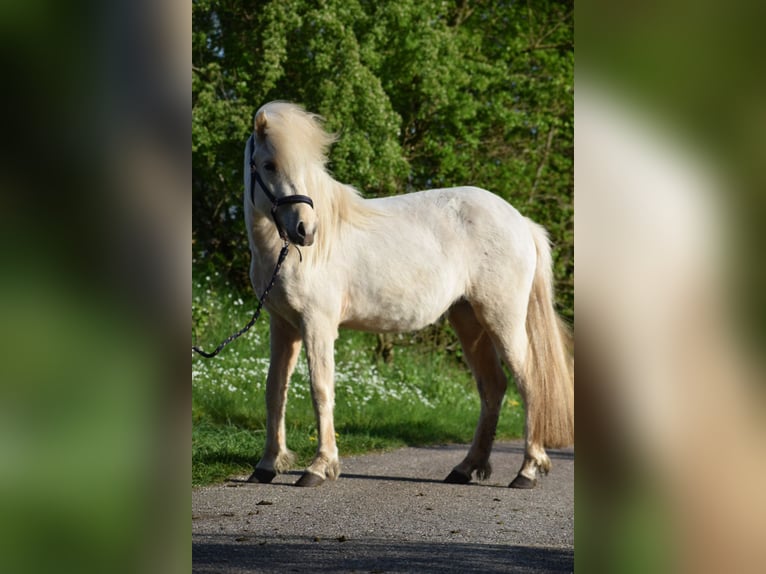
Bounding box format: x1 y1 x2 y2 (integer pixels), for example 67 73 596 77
263 161 276 172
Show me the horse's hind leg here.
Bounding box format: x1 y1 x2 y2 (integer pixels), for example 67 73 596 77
444 301 508 484
482 308 550 489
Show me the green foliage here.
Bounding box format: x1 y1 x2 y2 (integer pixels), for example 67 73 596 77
193 0 573 320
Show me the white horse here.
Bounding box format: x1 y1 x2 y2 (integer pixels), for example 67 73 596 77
243 102 573 488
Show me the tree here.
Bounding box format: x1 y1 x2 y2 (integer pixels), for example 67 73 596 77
193 0 573 320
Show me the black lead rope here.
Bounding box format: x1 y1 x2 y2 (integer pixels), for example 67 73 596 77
192 134 315 359
192 241 290 358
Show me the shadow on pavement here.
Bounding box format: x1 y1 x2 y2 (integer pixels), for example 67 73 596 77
193 535 574 573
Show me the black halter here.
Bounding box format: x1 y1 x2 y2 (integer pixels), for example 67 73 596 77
248 134 314 241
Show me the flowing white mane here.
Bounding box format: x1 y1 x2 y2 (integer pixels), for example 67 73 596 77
256 101 336 171
256 102 383 261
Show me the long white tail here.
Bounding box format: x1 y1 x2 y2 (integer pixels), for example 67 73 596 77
523 220 574 448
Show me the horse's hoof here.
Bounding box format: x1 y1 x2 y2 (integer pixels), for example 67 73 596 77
444 470 472 484
295 472 325 487
248 468 276 483
509 474 537 489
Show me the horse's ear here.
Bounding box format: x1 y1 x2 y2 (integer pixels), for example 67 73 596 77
255 110 268 141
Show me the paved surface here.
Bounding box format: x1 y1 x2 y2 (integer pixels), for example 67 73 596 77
192 441 574 573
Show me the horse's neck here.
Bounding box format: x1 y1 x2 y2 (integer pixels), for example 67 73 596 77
249 216 286 263
319 176 374 229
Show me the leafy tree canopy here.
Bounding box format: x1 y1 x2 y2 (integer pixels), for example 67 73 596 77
193 0 573 320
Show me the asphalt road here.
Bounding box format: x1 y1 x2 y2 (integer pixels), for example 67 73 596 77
192 441 574 573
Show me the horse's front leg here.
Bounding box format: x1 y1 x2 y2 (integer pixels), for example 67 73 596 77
248 314 302 483
295 323 340 487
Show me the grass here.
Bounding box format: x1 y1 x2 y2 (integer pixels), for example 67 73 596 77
192 269 526 486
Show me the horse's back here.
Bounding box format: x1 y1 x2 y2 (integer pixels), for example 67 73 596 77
368 186 535 267
370 186 527 233
336 186 536 332
412 187 538 300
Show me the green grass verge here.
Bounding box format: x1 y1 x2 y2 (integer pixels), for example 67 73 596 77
192 270 525 486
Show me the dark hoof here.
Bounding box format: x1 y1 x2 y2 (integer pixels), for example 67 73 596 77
509 474 537 489
247 468 276 483
295 472 325 487
444 470 472 484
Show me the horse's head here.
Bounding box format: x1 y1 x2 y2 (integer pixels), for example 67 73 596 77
247 103 331 247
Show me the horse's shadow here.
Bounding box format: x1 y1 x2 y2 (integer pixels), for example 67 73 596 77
331 472 453 485
224 444 574 488
227 471 510 488
226 471 445 487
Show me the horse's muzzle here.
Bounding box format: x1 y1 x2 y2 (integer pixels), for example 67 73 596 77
292 219 315 246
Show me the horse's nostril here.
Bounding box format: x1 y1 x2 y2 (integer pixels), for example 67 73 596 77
297 221 306 239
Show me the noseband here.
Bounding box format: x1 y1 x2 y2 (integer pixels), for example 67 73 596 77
248 135 314 241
